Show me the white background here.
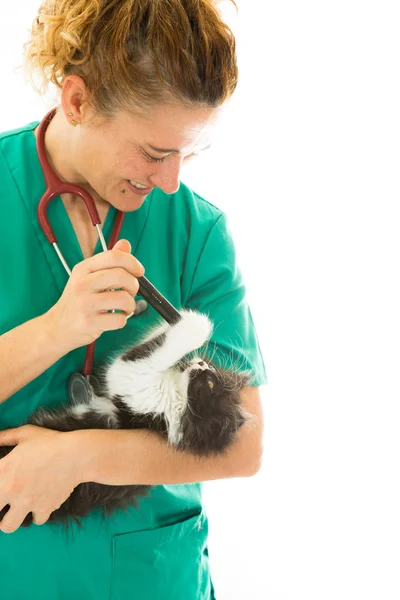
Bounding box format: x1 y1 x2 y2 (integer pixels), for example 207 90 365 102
1 1 400 599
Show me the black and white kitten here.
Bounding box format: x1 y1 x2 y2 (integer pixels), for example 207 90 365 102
0 310 251 528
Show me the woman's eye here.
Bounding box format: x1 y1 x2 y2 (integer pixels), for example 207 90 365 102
142 152 166 163
142 151 199 163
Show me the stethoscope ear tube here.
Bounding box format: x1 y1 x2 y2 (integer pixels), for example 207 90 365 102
37 109 103 246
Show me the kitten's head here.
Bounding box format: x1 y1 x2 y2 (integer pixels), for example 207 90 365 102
175 357 252 456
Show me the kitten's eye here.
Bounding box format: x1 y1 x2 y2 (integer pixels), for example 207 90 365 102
208 379 214 390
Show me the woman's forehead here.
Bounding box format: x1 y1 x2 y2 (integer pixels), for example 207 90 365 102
117 104 220 149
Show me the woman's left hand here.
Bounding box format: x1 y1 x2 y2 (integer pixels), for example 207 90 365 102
0 425 83 533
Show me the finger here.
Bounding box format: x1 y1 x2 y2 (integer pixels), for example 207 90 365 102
112 239 131 253
0 427 23 446
87 268 141 296
75 250 144 278
96 311 130 332
32 511 51 526
95 290 136 315
0 506 28 534
0 425 40 447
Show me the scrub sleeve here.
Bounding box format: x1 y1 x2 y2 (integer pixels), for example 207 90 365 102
0 122 267 599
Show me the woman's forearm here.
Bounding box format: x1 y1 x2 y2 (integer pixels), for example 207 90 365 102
70 425 256 487
0 313 69 404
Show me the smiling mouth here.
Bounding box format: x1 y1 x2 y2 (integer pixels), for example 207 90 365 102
124 180 154 195
128 179 150 189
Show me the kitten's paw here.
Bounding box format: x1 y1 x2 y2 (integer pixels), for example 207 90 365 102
176 309 214 350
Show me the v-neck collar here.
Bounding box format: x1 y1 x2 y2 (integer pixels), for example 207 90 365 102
14 120 153 295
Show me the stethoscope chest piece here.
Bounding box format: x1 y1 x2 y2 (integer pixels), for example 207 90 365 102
133 299 148 316
68 372 93 406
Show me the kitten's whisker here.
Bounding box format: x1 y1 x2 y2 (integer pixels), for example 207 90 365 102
209 344 219 365
226 352 248 375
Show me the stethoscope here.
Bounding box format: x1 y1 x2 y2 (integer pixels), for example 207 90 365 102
36 108 181 405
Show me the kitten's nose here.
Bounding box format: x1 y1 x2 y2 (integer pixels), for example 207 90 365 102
188 361 207 379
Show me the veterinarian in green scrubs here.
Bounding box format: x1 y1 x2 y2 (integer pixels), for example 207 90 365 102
0 1 267 598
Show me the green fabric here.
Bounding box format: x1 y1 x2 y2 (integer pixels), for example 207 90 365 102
0 121 267 599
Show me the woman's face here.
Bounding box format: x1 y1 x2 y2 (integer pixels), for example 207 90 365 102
73 101 219 211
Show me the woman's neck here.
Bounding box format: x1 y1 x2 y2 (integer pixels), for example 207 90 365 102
34 109 109 213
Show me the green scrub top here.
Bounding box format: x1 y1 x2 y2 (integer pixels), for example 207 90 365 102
0 121 267 599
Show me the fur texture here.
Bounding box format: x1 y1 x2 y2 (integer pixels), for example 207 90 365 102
0 310 251 528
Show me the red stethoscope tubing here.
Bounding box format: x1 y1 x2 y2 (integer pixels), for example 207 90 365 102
36 108 126 376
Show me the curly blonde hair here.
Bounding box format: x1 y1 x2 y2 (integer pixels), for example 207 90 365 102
24 0 238 116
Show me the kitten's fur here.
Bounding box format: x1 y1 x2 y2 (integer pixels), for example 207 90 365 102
0 310 251 528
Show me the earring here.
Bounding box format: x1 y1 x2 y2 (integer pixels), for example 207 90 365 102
68 112 79 127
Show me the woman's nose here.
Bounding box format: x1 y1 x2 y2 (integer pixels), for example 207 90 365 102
149 156 183 195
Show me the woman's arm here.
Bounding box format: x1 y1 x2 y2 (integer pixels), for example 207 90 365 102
0 242 143 406
76 386 265 484
0 313 69 405
0 386 264 532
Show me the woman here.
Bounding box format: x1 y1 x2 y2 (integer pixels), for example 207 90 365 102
0 0 267 597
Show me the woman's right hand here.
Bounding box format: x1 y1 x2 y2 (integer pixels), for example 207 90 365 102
45 239 145 351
